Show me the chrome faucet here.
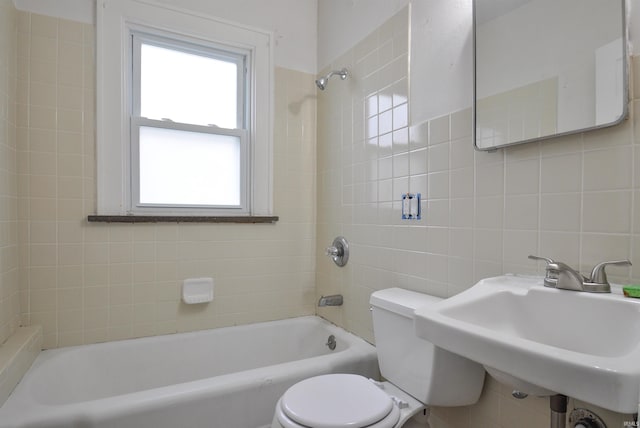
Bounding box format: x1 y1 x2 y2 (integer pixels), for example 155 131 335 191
554 263 590 292
318 294 343 307
529 255 631 293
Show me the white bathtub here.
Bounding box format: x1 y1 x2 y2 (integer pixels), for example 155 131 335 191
0 316 379 428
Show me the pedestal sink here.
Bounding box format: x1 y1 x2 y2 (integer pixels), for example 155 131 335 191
414 274 640 413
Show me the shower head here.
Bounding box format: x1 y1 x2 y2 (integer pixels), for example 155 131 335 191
315 68 349 90
315 76 329 91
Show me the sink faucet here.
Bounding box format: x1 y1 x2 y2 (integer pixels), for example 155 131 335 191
528 255 631 293
554 263 589 291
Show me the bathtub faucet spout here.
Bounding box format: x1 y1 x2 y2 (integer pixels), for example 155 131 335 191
318 294 343 307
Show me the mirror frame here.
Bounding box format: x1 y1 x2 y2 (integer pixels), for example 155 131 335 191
472 0 629 151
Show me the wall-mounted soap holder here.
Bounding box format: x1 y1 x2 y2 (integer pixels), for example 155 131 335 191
326 236 349 267
182 277 214 304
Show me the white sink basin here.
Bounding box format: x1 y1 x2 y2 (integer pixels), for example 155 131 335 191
414 274 640 413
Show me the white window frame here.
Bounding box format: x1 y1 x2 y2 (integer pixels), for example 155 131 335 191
96 0 274 216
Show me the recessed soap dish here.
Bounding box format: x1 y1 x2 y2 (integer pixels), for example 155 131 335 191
182 277 214 304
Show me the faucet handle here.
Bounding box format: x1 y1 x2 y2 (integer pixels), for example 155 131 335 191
528 255 555 264
326 236 349 267
528 255 561 287
589 260 632 284
325 246 341 257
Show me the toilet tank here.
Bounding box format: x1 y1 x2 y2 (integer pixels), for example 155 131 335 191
370 288 485 407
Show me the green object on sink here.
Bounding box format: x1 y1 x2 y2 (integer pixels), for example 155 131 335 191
622 285 640 298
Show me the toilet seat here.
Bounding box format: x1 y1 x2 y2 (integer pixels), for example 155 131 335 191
276 374 401 428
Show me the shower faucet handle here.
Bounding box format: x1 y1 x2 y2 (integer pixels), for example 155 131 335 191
325 246 342 257
326 237 349 267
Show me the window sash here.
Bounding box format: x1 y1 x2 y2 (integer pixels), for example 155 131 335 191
131 31 247 128
130 118 249 213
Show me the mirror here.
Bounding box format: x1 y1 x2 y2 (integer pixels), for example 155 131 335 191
473 0 628 150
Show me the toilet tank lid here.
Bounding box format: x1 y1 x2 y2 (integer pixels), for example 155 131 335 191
370 288 442 318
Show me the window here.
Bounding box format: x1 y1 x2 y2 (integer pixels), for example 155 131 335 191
96 0 273 216
131 33 248 212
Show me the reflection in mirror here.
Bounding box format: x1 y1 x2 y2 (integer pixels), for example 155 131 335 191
473 0 628 150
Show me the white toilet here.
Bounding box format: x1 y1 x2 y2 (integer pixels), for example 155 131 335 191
271 288 486 428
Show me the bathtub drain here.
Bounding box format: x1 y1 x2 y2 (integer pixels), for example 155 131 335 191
326 335 337 350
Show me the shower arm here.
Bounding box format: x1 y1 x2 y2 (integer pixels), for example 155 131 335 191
316 68 349 90
326 69 348 80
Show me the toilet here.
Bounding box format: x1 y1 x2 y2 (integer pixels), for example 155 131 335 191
271 288 486 428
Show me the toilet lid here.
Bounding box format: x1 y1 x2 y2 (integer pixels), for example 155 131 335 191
280 374 394 428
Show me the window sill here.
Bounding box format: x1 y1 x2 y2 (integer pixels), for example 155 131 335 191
87 215 278 224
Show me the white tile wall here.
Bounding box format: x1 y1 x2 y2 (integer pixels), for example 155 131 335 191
0 0 19 346
316 6 638 428
13 11 318 349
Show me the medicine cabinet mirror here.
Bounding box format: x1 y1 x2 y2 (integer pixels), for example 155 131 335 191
473 0 628 150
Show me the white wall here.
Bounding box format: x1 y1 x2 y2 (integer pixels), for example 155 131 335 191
317 0 472 124
317 0 409 70
410 0 472 124
318 0 640 124
12 0 94 23
12 0 318 73
632 0 640 54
